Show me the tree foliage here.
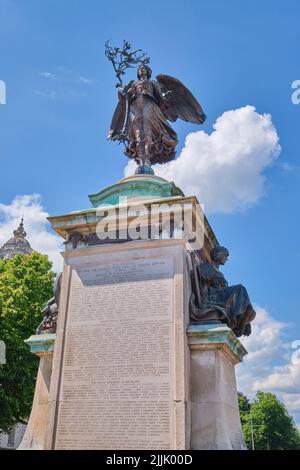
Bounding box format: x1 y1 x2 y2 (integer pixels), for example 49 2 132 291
0 253 54 432
239 391 300 450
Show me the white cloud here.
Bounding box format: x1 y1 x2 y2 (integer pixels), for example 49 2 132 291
125 106 281 213
237 306 300 425
34 90 57 100
40 72 57 80
280 162 300 172
78 76 96 85
0 195 63 273
253 345 300 394
35 70 96 100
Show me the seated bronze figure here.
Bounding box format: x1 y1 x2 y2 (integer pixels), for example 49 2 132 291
36 273 62 335
190 246 256 337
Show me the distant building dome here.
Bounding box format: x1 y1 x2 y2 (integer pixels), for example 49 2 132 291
0 219 33 260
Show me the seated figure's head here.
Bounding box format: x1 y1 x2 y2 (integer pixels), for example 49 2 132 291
137 64 152 80
210 246 229 265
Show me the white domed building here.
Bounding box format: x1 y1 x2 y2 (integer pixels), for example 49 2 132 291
0 219 33 260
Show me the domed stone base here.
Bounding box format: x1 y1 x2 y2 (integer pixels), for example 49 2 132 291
88 174 185 208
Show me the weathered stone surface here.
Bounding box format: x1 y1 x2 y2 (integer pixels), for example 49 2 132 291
187 324 247 450
45 240 190 450
47 193 218 259
18 335 56 450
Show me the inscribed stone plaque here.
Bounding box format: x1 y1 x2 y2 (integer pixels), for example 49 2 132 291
54 256 174 449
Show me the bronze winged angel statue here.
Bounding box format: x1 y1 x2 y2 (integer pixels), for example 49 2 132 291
105 42 206 172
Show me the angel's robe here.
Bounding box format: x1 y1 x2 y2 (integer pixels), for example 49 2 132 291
108 74 206 166
122 78 178 164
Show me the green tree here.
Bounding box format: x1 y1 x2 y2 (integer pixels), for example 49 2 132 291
0 253 54 432
238 392 251 425
238 392 250 415
238 391 300 450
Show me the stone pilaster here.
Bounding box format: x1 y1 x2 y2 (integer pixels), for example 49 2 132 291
18 334 56 450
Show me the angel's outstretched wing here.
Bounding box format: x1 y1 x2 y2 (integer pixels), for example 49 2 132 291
107 94 126 140
156 74 206 124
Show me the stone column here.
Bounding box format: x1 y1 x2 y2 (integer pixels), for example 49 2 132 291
187 324 247 450
18 334 56 450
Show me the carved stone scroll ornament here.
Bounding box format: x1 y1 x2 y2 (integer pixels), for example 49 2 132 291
189 247 256 337
36 273 62 335
64 231 88 250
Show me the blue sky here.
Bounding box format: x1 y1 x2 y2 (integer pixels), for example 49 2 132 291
0 0 300 424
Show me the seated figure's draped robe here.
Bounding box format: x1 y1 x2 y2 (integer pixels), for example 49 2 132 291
192 262 256 337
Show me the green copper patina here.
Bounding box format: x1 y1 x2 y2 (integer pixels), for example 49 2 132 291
25 334 56 356
187 323 248 363
88 174 184 208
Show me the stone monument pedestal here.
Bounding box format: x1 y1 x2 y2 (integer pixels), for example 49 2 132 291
20 174 247 450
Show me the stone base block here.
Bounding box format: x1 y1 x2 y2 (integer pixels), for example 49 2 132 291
187 324 247 450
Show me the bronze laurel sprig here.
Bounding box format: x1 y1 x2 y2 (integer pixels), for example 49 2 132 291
105 40 150 87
